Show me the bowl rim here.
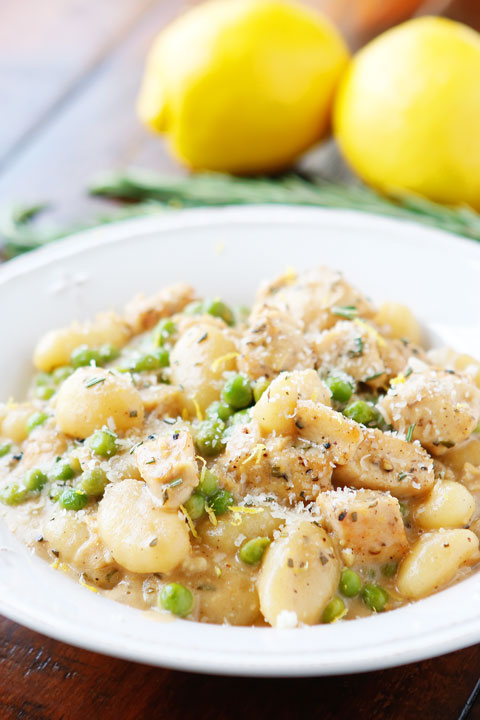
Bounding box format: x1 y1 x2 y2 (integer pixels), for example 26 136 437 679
1 204 479 676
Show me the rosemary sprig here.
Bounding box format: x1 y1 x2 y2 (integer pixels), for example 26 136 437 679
2 171 480 259
89 170 480 243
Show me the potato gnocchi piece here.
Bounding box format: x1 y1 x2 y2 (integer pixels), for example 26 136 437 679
1 402 37 443
238 305 313 380
413 480 476 530
21 424 69 469
295 401 362 465
56 367 144 439
199 507 283 555
374 302 422 345
33 311 130 372
317 488 409 565
437 436 480 475
253 369 331 436
257 520 340 627
43 514 91 563
333 428 435 498
124 282 195 333
254 266 374 333
139 384 184 416
397 529 479 599
98 479 190 573
135 429 199 509
380 368 480 455
170 322 237 413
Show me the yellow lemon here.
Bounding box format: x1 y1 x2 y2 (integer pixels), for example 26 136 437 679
334 17 480 208
137 0 349 173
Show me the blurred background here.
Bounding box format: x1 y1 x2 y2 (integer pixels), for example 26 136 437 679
1 0 479 226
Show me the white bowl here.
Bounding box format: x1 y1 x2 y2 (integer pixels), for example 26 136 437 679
1 206 479 676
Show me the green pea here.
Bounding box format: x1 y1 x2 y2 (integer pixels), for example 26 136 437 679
326 375 355 404
322 596 346 623
195 419 226 457
52 366 74 384
238 537 271 565
0 443 11 458
183 301 204 316
26 411 48 435
206 401 234 423
71 345 103 368
381 562 398 578
153 319 176 347
130 348 169 373
129 353 158 372
99 344 120 363
197 469 219 497
339 567 362 597
35 385 55 400
86 429 118 458
154 348 170 368
183 492 205 520
230 408 253 426
49 460 76 482
59 487 88 511
343 401 380 427
35 372 51 387
222 374 253 410
0 483 28 505
160 582 194 617
80 468 108 497
253 379 270 403
208 489 234 515
203 298 234 326
24 468 48 492
362 583 389 612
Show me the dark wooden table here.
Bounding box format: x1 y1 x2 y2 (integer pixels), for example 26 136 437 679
1 2 480 718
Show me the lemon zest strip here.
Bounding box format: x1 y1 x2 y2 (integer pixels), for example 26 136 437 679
180 504 199 538
211 352 239 373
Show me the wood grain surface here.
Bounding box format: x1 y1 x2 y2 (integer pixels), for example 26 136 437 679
1 1 480 718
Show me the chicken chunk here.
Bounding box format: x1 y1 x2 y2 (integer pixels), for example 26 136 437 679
380 368 480 455
219 421 333 503
254 266 374 333
317 488 409 565
333 428 435 498
124 282 195 333
134 429 199 508
238 305 313 380
311 320 409 388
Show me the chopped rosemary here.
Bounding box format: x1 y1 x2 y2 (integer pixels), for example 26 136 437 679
406 424 416 442
145 457 156 464
84 376 105 388
167 478 183 488
149 537 158 547
197 332 208 343
398 472 408 481
332 305 358 320
163 418 176 425
365 371 384 381
129 440 143 454
404 367 413 378
348 337 364 358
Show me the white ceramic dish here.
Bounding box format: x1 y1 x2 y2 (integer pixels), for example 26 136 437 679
1 205 480 676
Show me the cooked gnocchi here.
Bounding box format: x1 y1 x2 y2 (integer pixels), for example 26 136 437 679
1 267 479 627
